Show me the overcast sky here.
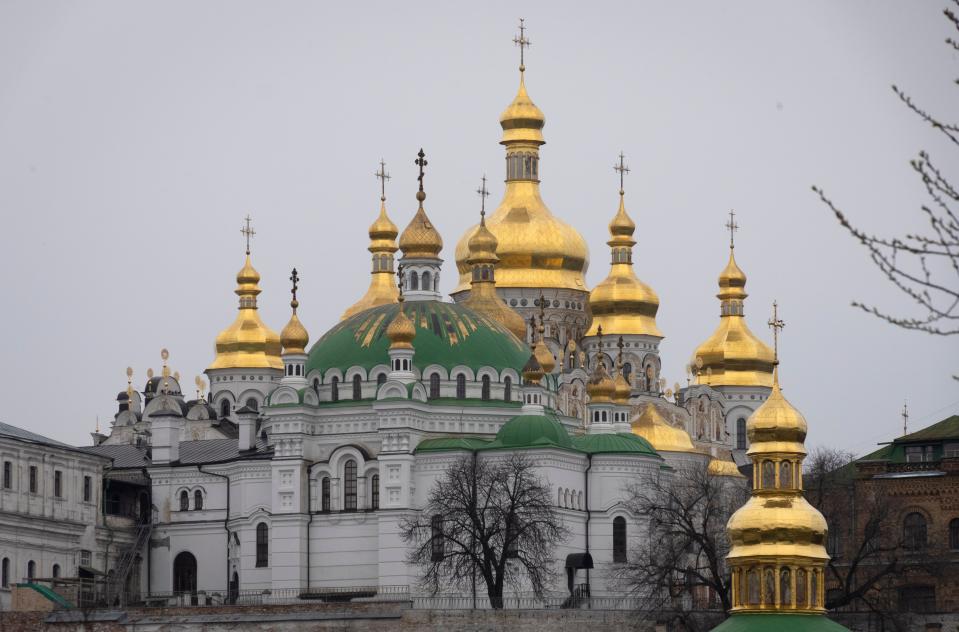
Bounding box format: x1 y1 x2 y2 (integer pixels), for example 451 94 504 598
0 1 956 455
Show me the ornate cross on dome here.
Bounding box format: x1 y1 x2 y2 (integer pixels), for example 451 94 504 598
375 159 390 201
514 18 531 71
415 149 428 194
901 401 909 436
613 152 630 194
290 268 300 306
768 300 785 364
396 263 405 301
725 209 739 249
476 175 490 217
616 335 625 366
241 214 256 255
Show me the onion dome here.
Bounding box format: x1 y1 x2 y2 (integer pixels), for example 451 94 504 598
385 299 416 350
461 206 527 340
692 244 775 388
281 282 310 356
522 352 544 385
586 187 662 338
586 358 615 404
531 318 556 374
707 458 746 478
341 193 400 320
452 65 588 295
613 369 631 405
208 252 282 371
399 195 442 259
631 404 696 453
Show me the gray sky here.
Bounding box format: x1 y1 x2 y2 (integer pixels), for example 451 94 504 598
0 1 956 454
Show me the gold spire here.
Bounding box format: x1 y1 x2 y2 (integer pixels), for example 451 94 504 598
341 161 401 320
630 403 696 452
725 308 829 615
399 149 443 259
452 20 588 295
586 153 662 338
691 213 774 387
281 268 310 354
209 217 283 371
462 176 528 340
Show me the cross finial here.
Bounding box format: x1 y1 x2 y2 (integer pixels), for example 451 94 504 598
901 401 909 436
616 335 625 366
768 300 785 364
396 263 405 302
414 148 428 199
289 267 300 310
514 18 531 72
476 175 490 219
375 159 391 202
725 209 739 249
241 214 256 255
613 152 630 195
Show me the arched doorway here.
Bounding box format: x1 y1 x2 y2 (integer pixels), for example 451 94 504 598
173 552 197 605
228 571 239 604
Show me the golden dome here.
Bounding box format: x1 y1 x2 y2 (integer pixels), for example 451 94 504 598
522 351 544 385
691 247 774 388
281 300 309 355
586 359 615 404
452 69 588 295
399 198 443 259
341 198 400 320
746 368 808 456
462 212 528 340
586 192 662 338
707 458 746 478
209 254 283 371
613 370 631 405
631 404 696 452
386 300 416 350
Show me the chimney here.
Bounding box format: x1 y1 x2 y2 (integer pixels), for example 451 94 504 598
151 409 182 464
236 405 258 452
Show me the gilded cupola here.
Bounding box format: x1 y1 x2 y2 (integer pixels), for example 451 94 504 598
281 268 310 354
691 213 775 388
386 298 416 351
722 311 834 621
399 152 443 260
208 218 283 371
630 403 696 453
586 154 663 338
585 333 615 404
341 162 400 320
452 22 588 296
531 310 556 374
461 178 528 341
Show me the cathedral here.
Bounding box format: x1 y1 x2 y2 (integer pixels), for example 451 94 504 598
27 23 847 629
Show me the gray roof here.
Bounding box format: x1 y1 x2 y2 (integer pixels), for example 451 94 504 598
0 420 74 448
82 444 151 469
178 437 272 464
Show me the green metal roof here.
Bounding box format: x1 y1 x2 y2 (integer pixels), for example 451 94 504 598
896 414 959 443
306 301 529 377
415 437 493 452
489 414 574 449
710 613 850 632
572 432 660 457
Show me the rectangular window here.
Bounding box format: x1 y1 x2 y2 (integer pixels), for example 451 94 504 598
29 466 37 493
83 476 92 502
79 550 91 567
924 446 936 462
945 443 959 458
54 470 63 498
899 586 936 612
2 461 11 489
905 447 924 463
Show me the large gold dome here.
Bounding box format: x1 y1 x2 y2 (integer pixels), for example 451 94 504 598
631 404 696 453
452 71 588 295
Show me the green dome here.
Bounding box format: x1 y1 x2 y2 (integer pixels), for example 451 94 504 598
306 301 529 377
490 414 574 449
711 614 851 632
572 433 660 456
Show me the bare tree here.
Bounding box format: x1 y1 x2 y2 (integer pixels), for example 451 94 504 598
617 461 748 629
813 2 959 346
400 452 566 609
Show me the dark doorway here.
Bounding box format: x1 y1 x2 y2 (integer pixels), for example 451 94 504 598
173 552 198 605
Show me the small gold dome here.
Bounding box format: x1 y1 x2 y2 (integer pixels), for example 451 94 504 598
707 458 745 478
726 494 829 561
499 72 545 145
631 404 696 452
341 199 400 320
746 369 808 455
209 254 282 371
532 326 556 374
586 193 662 338
586 360 615 403
369 201 399 249
399 204 443 259
466 215 499 263
613 370 631 405
281 301 310 355
386 301 416 350
462 213 528 341
522 351 544 385
691 247 774 388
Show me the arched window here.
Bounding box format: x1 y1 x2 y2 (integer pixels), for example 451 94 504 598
621 362 632 384
409 271 419 291
194 490 203 511
371 474 379 510
321 477 331 512
245 398 258 411
1 558 8 587
179 490 189 511
331 376 339 402
429 373 440 399
903 512 928 549
764 568 775 606
343 460 358 511
173 552 197 600
27 560 35 580
255 523 269 567
796 568 807 607
431 515 444 561
811 570 819 607
352 374 362 400
747 569 760 605
761 460 775 489
950 518 959 550
613 516 627 563
827 520 842 557
220 399 231 418
377 373 386 386
780 461 793 489
456 374 466 399
481 375 491 400
312 378 320 392
52 564 60 578
421 271 431 292
780 568 792 607
736 418 747 450
504 376 512 402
